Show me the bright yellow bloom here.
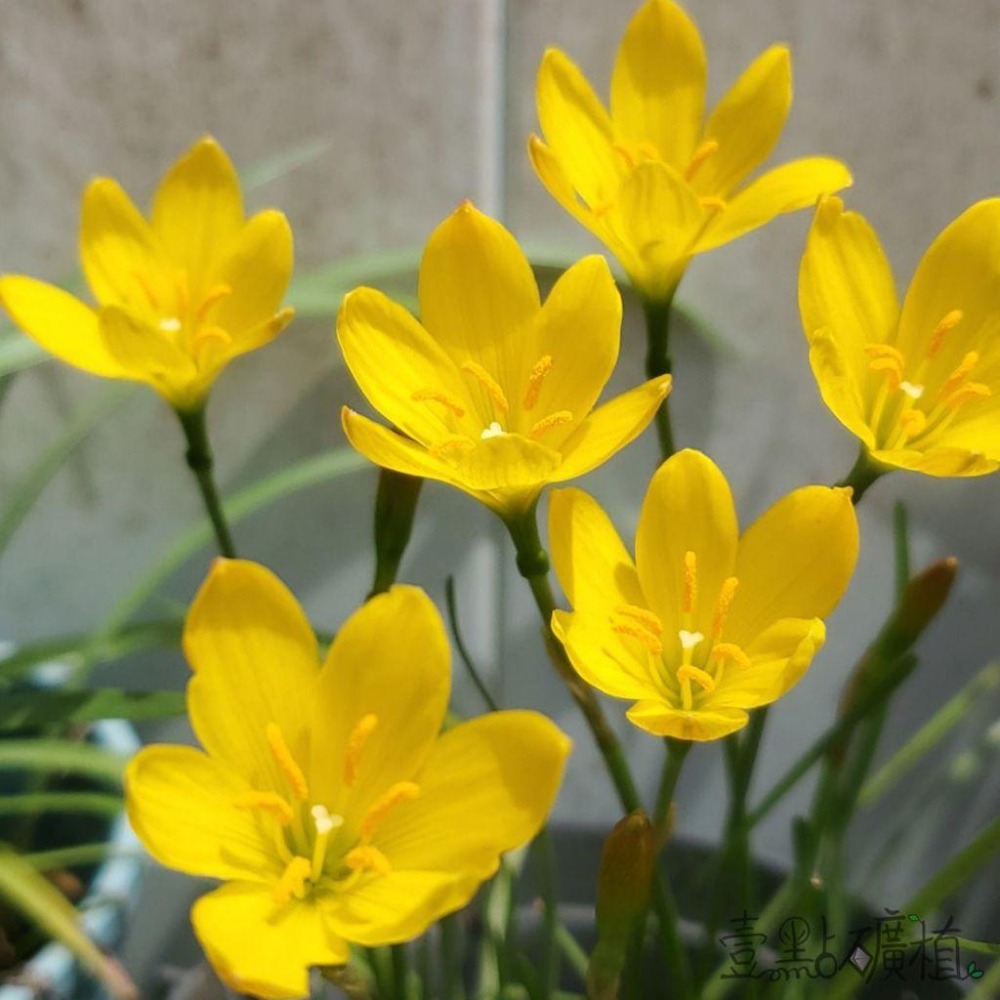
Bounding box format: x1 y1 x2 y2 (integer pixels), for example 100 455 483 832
338 201 671 518
801 196 1000 477
549 449 859 741
126 560 570 999
529 0 852 302
0 137 294 411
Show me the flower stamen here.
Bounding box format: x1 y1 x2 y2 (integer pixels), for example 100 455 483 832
926 309 963 358
344 845 392 876
677 664 716 693
698 196 727 212
684 139 719 181
938 351 980 401
344 714 379 788
682 551 698 617
614 605 663 636
529 410 573 440
196 283 233 322
430 435 476 458
273 856 312 905
266 723 309 801
711 643 752 670
359 782 420 840
523 355 554 411
611 620 663 656
232 790 295 826
711 577 740 640
411 389 466 418
461 361 509 415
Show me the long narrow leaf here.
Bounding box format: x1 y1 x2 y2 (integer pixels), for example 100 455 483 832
0 792 121 818
0 689 186 732
0 741 126 784
0 845 136 999
241 138 331 192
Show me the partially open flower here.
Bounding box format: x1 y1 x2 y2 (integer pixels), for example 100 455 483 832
0 137 294 411
801 196 1000 477
549 449 859 740
126 560 570 998
339 201 670 519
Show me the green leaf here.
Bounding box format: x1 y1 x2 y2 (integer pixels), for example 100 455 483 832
0 689 186 731
0 844 137 999
83 448 368 671
0 740 126 784
0 792 122 818
0 385 137 559
241 137 331 193
0 333 46 377
0 618 183 684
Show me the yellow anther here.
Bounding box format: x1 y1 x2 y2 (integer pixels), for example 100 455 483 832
266 723 309 801
411 388 466 418
682 551 698 616
196 283 233 322
131 270 161 309
698 196 727 212
944 382 991 409
636 142 661 163
611 621 664 656
711 643 752 670
529 410 574 440
192 325 232 355
677 664 716 693
614 604 664 636
273 856 312 905
232 790 294 826
939 352 980 400
927 309 963 357
430 435 476 459
864 343 905 365
360 782 420 840
592 200 615 218
612 144 637 170
461 361 509 415
344 713 379 788
344 845 392 876
684 139 720 181
868 356 903 388
898 409 928 440
523 355 554 411
711 577 740 640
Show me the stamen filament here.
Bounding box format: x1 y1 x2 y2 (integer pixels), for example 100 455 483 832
344 714 379 788
233 790 294 826
360 782 420 840
196 283 233 322
611 621 663 656
684 139 720 182
938 351 980 401
411 389 466 418
614 605 663 635
344 845 391 876
711 577 740 640
273 856 312 905
461 361 509 415
711 643 752 670
266 723 309 801
677 664 716 694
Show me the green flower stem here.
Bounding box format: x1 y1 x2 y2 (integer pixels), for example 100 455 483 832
654 739 690 831
175 405 237 558
643 292 677 459
504 504 693 1000
834 444 888 503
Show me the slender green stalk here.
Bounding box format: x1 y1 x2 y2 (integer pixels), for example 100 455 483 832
834 444 887 503
0 792 122 818
893 501 911 599
553 923 589 982
391 944 411 1000
535 827 561 999
643 292 677 458
439 913 465 1000
445 576 499 712
175 405 237 558
654 739 690 829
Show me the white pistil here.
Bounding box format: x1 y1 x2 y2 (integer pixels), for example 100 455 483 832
481 421 505 440
310 804 343 880
158 316 182 333
678 630 704 651
900 381 924 400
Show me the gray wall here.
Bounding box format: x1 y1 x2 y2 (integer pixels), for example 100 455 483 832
1 0 998 983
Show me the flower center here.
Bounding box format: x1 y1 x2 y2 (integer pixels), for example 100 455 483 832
609 551 746 713
865 309 992 449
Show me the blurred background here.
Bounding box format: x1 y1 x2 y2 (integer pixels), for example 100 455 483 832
1 0 998 989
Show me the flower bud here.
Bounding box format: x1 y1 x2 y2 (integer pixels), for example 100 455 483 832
368 469 423 598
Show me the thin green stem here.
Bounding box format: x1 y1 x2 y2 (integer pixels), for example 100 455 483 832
439 913 465 1000
643 293 677 459
445 576 499 713
834 444 888 504
175 405 237 558
390 943 411 1000
535 827 560 999
654 739 690 829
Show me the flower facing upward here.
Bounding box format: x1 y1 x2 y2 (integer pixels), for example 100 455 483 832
338 201 671 518
529 0 852 301
801 196 1000 477
126 560 570 999
549 450 859 741
0 137 294 411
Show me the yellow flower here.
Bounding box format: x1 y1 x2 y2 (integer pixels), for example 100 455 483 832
126 560 570 999
801 196 1000 477
529 0 852 302
549 449 858 741
338 201 671 518
0 137 294 411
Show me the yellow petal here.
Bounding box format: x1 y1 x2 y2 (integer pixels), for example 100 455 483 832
527 135 607 240
192 883 347 1000
554 375 671 481
613 161 704 299
895 198 1000 378
553 610 663 701
374 711 570 875
310 585 450 824
713 617 826 709
337 287 469 444
151 136 244 281
454 433 562 492
536 49 621 209
548 487 643 613
625 700 748 741
213 209 294 348
418 202 539 390
696 45 791 198
807 327 876 448
125 745 274 881
635 449 738 636
342 407 461 482
79 178 166 308
0 276 126 378
696 157 853 254
799 196 898 401
869 444 998 478
324 870 478 949
529 255 622 421
725 486 858 645
610 0 707 168
184 559 319 790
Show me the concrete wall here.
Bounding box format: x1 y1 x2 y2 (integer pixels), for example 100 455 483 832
1 0 998 982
